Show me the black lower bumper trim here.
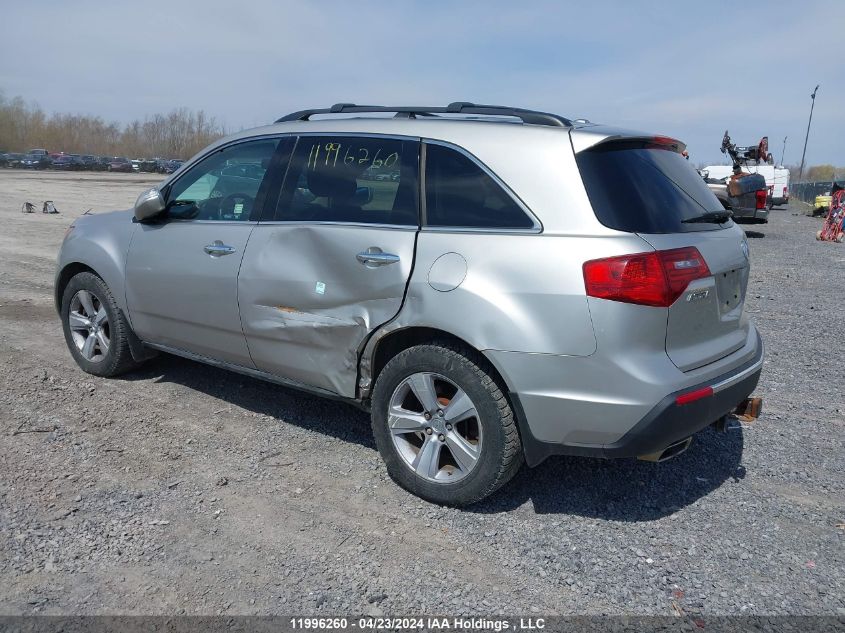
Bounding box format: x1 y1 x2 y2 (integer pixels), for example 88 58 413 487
513 339 763 467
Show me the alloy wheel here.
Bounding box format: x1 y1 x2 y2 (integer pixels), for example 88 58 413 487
68 289 110 363
388 372 483 483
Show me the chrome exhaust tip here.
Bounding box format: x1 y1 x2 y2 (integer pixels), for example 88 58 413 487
637 437 693 463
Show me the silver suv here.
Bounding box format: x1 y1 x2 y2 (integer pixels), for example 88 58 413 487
55 103 763 506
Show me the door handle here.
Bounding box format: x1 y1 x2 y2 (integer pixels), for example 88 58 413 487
204 240 237 257
356 248 400 267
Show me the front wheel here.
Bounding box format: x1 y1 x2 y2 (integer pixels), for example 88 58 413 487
371 343 523 506
61 272 139 377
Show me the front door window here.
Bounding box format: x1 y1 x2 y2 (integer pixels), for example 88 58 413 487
167 138 280 221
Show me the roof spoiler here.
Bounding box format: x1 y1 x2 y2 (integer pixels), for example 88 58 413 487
570 129 687 154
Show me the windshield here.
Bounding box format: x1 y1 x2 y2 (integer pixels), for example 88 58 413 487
576 140 727 233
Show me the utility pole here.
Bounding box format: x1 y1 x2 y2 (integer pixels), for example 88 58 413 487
797 85 819 183
780 136 787 166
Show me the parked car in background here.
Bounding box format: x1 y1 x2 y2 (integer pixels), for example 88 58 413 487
79 155 100 171
28 148 50 158
55 102 764 506
51 155 84 170
2 153 26 168
139 159 159 173
94 156 112 171
161 159 183 174
107 157 134 173
20 154 52 169
130 159 142 172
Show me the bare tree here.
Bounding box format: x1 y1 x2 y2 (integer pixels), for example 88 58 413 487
0 90 226 159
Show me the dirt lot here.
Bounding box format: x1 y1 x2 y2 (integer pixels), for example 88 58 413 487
0 170 843 617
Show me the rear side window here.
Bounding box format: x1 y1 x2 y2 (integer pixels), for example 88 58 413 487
575 141 725 233
274 136 419 225
424 143 534 229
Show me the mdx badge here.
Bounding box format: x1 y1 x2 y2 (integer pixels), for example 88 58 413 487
687 289 710 302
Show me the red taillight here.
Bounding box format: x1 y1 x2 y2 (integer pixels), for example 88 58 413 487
583 247 711 308
783 187 788 196
675 386 713 406
755 189 767 209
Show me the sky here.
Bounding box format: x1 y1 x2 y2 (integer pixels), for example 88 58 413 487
1 0 842 166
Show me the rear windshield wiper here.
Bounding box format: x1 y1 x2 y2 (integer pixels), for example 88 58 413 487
682 210 733 224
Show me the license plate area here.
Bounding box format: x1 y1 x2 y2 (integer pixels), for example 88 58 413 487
716 268 743 315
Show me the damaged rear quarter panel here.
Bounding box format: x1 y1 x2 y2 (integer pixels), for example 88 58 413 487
360 231 599 393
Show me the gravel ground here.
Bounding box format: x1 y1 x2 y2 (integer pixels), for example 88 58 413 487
0 171 843 617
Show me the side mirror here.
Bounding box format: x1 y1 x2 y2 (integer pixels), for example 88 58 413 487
134 187 165 222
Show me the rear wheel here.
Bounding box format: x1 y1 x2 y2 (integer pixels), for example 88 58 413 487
371 343 523 506
61 272 139 377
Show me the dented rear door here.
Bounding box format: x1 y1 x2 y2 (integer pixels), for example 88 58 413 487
238 134 420 397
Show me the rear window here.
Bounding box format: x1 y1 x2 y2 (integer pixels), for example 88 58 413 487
576 141 726 233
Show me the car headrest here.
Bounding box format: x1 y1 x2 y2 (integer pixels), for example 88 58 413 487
307 167 358 201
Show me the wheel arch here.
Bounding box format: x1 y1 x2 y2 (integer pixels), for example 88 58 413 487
363 326 516 406
55 262 98 313
56 260 154 364
55 213 136 319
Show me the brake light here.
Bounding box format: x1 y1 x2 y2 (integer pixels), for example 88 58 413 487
648 136 683 152
583 247 711 308
755 189 767 209
675 386 713 406
783 187 788 195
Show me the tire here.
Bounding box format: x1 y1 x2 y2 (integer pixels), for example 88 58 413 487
371 343 523 506
60 272 139 377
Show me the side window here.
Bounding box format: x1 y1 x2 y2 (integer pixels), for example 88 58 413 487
274 136 419 225
166 138 280 221
424 143 534 229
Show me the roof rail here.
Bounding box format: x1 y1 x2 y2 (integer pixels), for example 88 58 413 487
275 102 572 127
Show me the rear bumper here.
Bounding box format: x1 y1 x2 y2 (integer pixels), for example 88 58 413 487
489 330 763 467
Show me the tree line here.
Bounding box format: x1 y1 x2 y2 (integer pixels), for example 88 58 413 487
786 164 843 183
0 90 226 159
